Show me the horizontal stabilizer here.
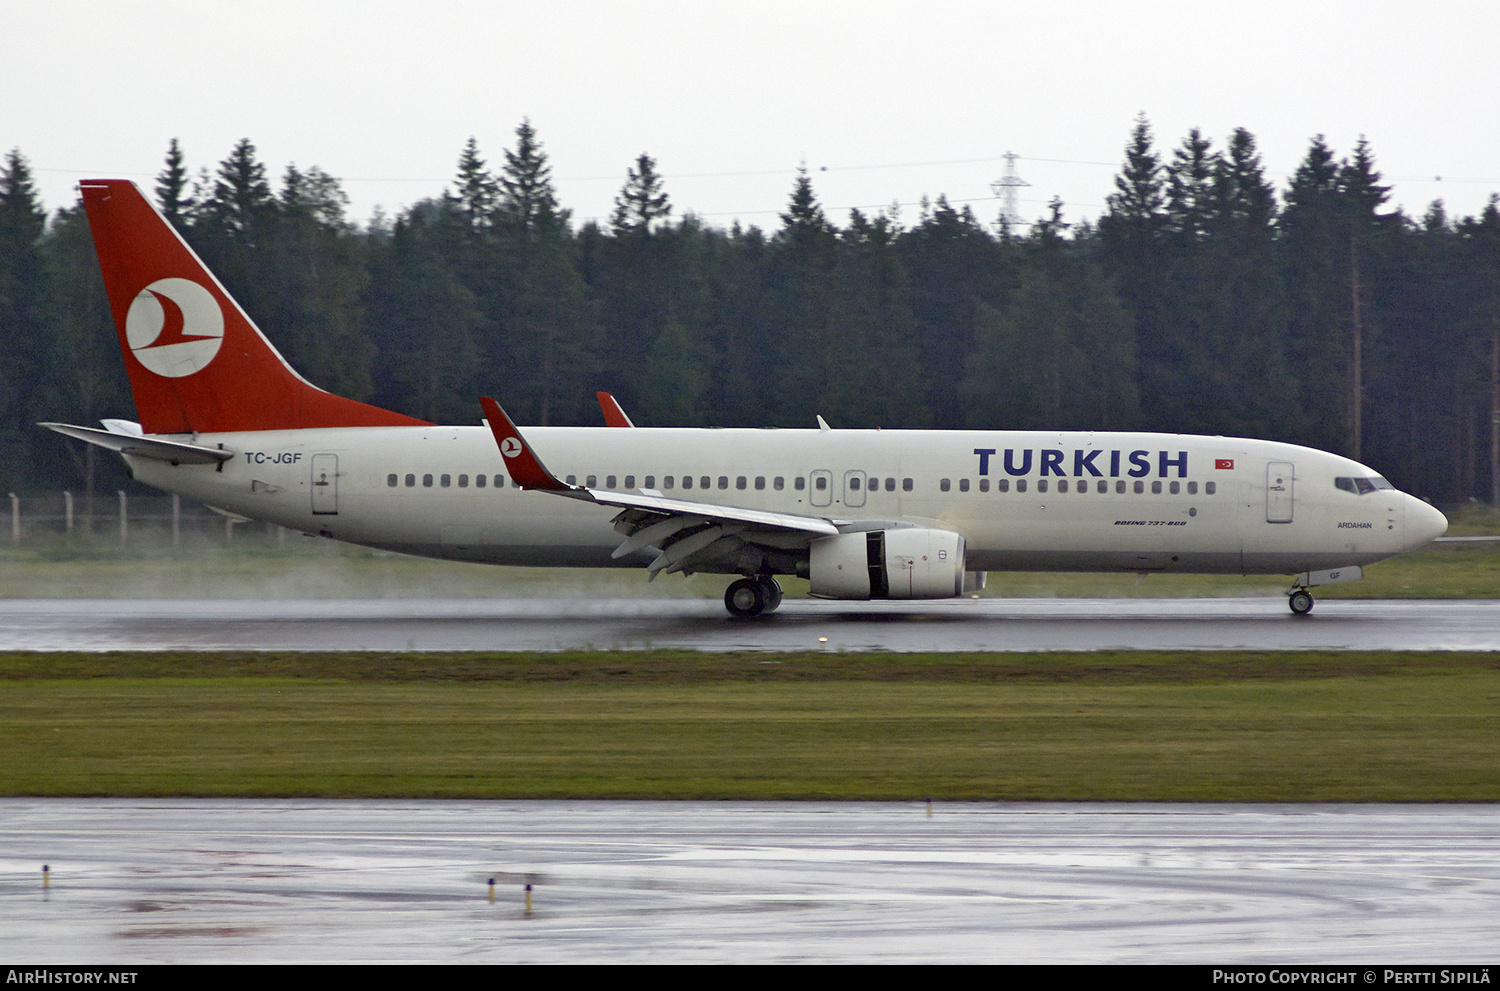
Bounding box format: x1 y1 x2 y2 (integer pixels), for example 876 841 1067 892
40 422 233 465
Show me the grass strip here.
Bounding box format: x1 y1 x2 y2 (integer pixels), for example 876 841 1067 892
1 650 1496 802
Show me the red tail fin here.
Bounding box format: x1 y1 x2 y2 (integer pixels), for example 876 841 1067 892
80 179 428 434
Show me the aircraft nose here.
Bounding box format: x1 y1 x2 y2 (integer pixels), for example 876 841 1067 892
1403 495 1447 550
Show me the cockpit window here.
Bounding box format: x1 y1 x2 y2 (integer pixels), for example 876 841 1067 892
1335 475 1394 495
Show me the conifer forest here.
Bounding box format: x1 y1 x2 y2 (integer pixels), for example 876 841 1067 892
2 117 1497 506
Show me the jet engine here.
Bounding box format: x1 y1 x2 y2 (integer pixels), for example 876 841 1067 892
808 528 969 600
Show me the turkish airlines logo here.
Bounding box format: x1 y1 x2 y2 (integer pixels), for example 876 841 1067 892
499 438 523 459
124 278 225 378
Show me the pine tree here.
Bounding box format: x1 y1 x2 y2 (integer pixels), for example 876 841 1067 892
610 153 671 237
155 138 193 228
497 119 565 249
449 137 498 232
203 138 273 243
0 149 50 488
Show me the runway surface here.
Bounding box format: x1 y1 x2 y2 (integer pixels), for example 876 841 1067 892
3 799 1496 964
3 597 1500 652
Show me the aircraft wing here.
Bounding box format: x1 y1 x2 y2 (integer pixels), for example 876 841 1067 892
480 396 839 577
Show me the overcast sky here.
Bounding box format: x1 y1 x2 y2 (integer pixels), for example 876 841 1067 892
7 0 1499 232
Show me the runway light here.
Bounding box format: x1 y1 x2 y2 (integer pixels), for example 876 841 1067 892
926 798 933 818
525 883 533 917
488 877 495 903
42 864 49 889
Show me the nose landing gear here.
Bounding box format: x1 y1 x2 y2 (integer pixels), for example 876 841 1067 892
1288 588 1314 615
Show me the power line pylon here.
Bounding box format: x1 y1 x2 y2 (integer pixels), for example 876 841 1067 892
989 151 1029 233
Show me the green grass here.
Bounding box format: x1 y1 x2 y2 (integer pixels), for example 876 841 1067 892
3 650 1496 801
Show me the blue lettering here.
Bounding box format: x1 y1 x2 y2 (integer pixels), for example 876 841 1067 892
1075 450 1103 477
1040 450 1065 476
1004 449 1032 476
1160 451 1188 478
973 448 996 476
1110 450 1121 477
1128 450 1151 478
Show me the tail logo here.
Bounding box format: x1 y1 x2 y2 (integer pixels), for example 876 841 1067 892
125 278 225 378
499 438 523 458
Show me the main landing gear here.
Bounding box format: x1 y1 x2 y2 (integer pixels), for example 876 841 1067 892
1288 588 1314 616
725 576 783 619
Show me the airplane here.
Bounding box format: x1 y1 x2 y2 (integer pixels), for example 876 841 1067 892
44 179 1449 619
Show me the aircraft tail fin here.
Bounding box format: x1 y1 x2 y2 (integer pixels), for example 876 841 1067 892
79 179 428 434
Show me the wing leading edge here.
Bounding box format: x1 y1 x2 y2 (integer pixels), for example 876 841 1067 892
479 396 840 577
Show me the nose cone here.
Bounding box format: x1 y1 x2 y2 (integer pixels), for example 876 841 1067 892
1403 495 1448 550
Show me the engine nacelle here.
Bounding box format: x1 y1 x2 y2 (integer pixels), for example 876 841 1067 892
808 528 968 600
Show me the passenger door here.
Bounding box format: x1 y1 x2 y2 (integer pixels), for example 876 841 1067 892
1266 461 1293 523
312 454 339 515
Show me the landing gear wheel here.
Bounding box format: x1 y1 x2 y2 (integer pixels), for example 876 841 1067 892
1288 589 1314 616
725 577 767 619
757 576 783 614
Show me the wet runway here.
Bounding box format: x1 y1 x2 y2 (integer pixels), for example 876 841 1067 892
3 799 1496 964
3 597 1500 652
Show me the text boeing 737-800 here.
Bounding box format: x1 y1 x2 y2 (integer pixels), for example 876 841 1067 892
44 179 1448 618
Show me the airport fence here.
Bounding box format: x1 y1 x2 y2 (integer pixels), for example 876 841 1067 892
4 491 293 548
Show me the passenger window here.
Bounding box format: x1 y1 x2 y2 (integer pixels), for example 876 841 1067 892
815 476 827 491
1115 480 1125 494
772 477 783 490
476 474 487 488
902 478 913 492
606 475 616 489
1205 481 1216 495
586 475 597 487
755 477 765 490
405 474 416 487
458 474 469 488
423 474 434 487
387 474 398 487
1134 480 1144 494
795 477 805 491
885 478 896 492
1038 479 1048 493
683 476 693 490
495 475 505 488
566 475 577 486
700 476 710 490
737 476 747 490
997 478 1009 492
441 474 452 488
664 476 674 489
1152 481 1163 494
1058 479 1069 493
718 476 728 489
940 478 951 492
979 479 989 492
1187 481 1197 494
1170 481 1180 494
959 478 969 492
1097 480 1107 494
1017 479 1027 493
624 475 635 489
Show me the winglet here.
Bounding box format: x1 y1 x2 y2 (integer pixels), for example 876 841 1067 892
479 396 571 492
596 391 635 428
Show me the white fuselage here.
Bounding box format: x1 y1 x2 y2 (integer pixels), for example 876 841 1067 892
123 426 1446 577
